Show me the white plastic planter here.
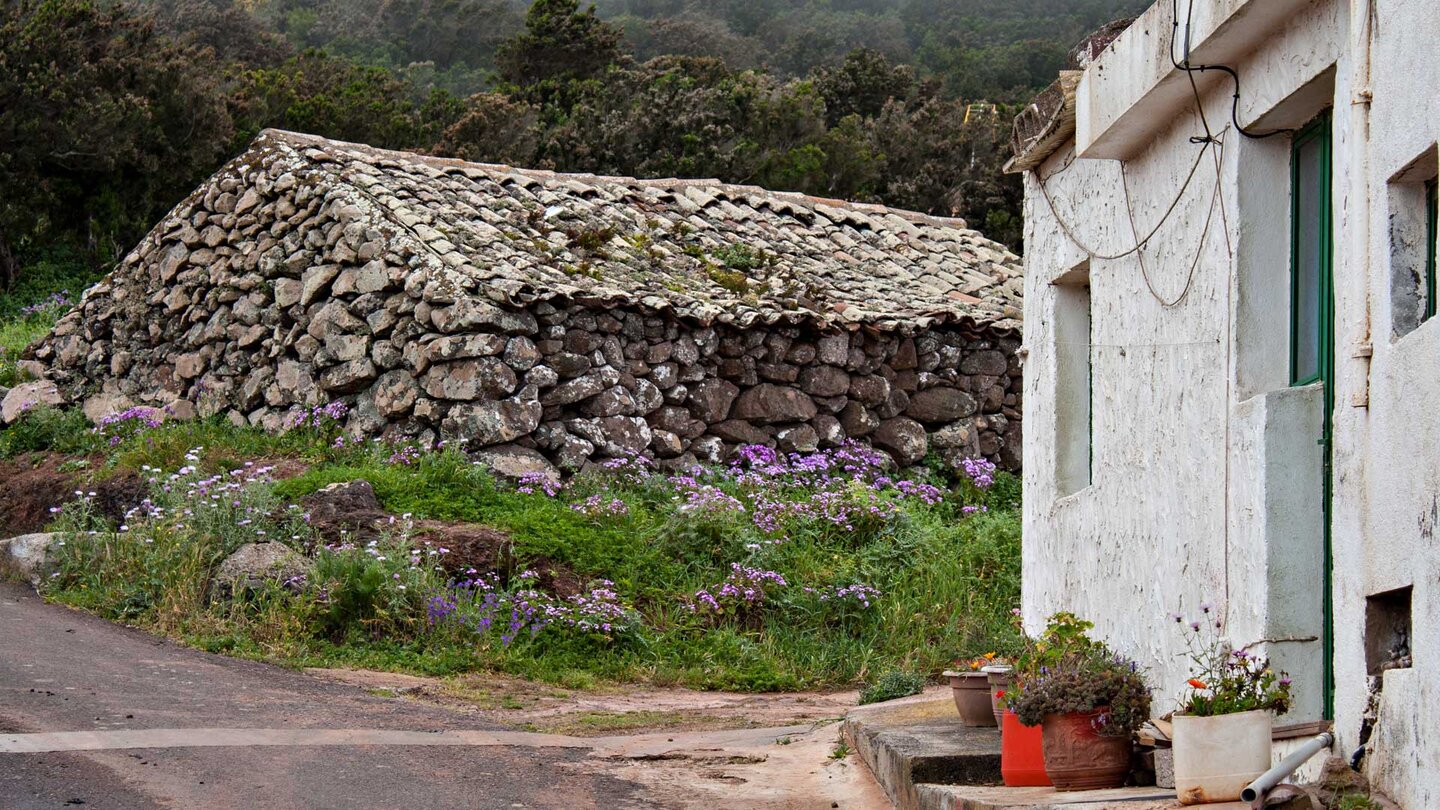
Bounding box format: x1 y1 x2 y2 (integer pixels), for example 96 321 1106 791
1172 710 1273 804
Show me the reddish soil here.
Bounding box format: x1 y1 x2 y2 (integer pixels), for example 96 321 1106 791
0 454 147 536
0 453 309 538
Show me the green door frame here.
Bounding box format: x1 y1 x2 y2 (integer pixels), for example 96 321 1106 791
1289 111 1335 719
1426 177 1437 322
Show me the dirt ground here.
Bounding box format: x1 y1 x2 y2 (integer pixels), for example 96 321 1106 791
307 667 891 808
0 452 311 538
0 453 147 536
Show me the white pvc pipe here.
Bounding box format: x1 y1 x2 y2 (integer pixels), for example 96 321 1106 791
1240 732 1334 803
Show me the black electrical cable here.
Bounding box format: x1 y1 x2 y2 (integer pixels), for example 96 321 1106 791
1170 0 1290 140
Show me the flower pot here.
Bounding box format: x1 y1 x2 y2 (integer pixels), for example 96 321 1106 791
943 671 997 727
1040 710 1131 791
984 666 1014 727
1001 709 1051 786
1172 710 1272 804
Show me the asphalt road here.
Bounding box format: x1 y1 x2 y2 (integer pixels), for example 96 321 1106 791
0 582 642 810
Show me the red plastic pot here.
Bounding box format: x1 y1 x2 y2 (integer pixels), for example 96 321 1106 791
1001 709 1051 787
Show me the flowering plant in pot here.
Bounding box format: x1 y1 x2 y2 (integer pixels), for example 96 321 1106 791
1171 604 1293 805
943 653 1002 727
1009 614 1151 791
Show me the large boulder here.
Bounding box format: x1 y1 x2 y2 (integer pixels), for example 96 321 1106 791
905 387 977 423
82 392 138 424
210 542 312 601
0 533 65 587
687 379 739 423
2 381 65 424
442 398 543 446
300 480 390 544
798 366 850 398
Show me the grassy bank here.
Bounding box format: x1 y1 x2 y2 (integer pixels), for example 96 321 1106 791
6 400 1021 692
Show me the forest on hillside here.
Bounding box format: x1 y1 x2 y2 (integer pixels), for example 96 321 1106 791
0 0 1148 296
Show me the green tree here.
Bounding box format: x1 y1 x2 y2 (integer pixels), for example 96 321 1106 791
813 48 915 127
495 0 625 98
230 50 464 151
435 92 543 167
0 0 234 287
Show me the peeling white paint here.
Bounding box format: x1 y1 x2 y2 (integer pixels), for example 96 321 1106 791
1022 1 1440 805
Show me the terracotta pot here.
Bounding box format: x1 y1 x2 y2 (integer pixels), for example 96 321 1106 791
985 666 1014 727
1040 710 1131 791
1172 710 1272 804
943 671 997 727
1001 709 1051 787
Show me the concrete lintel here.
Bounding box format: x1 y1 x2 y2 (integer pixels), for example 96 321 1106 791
1076 0 1318 160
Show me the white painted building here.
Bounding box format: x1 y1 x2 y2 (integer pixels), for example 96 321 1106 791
1012 0 1437 805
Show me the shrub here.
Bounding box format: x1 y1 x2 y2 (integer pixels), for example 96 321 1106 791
306 513 455 641
858 670 926 705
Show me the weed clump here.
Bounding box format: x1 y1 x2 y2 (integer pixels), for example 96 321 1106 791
858 670 926 705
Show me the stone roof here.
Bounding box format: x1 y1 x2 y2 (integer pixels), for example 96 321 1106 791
246 130 1023 333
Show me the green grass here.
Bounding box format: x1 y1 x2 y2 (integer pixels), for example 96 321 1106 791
0 315 52 387
0 405 96 457
0 249 104 386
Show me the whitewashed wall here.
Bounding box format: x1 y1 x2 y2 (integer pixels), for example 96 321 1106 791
1021 0 1440 804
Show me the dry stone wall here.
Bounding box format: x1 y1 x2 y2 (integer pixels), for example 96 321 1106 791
30 134 1022 473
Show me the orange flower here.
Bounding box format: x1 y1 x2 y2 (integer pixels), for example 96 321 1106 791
1188 678 1207 689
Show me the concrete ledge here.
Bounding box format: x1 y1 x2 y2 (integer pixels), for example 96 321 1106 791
842 693 1002 810
914 784 1244 810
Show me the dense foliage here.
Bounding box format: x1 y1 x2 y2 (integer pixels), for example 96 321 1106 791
1 0 1146 293
15 403 1024 690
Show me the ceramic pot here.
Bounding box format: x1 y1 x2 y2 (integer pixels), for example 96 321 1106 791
1001 709 1051 786
984 666 1014 727
1040 710 1131 791
943 671 997 727
1172 710 1272 804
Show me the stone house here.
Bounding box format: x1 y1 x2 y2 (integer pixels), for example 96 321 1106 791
28 130 1024 473
1012 0 1437 804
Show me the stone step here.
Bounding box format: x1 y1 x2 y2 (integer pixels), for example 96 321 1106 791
842 692 1003 810
914 784 1242 810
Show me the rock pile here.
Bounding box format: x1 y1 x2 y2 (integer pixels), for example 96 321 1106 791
28 130 1023 471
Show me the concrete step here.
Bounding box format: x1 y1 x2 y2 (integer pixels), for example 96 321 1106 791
842 691 1003 809
914 784 1243 810
841 691 1230 810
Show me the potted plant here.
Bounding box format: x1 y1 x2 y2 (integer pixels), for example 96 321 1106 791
1170 605 1293 805
984 659 1014 727
943 653 1001 727
1009 613 1151 791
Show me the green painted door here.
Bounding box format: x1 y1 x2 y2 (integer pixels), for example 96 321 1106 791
1290 111 1334 719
